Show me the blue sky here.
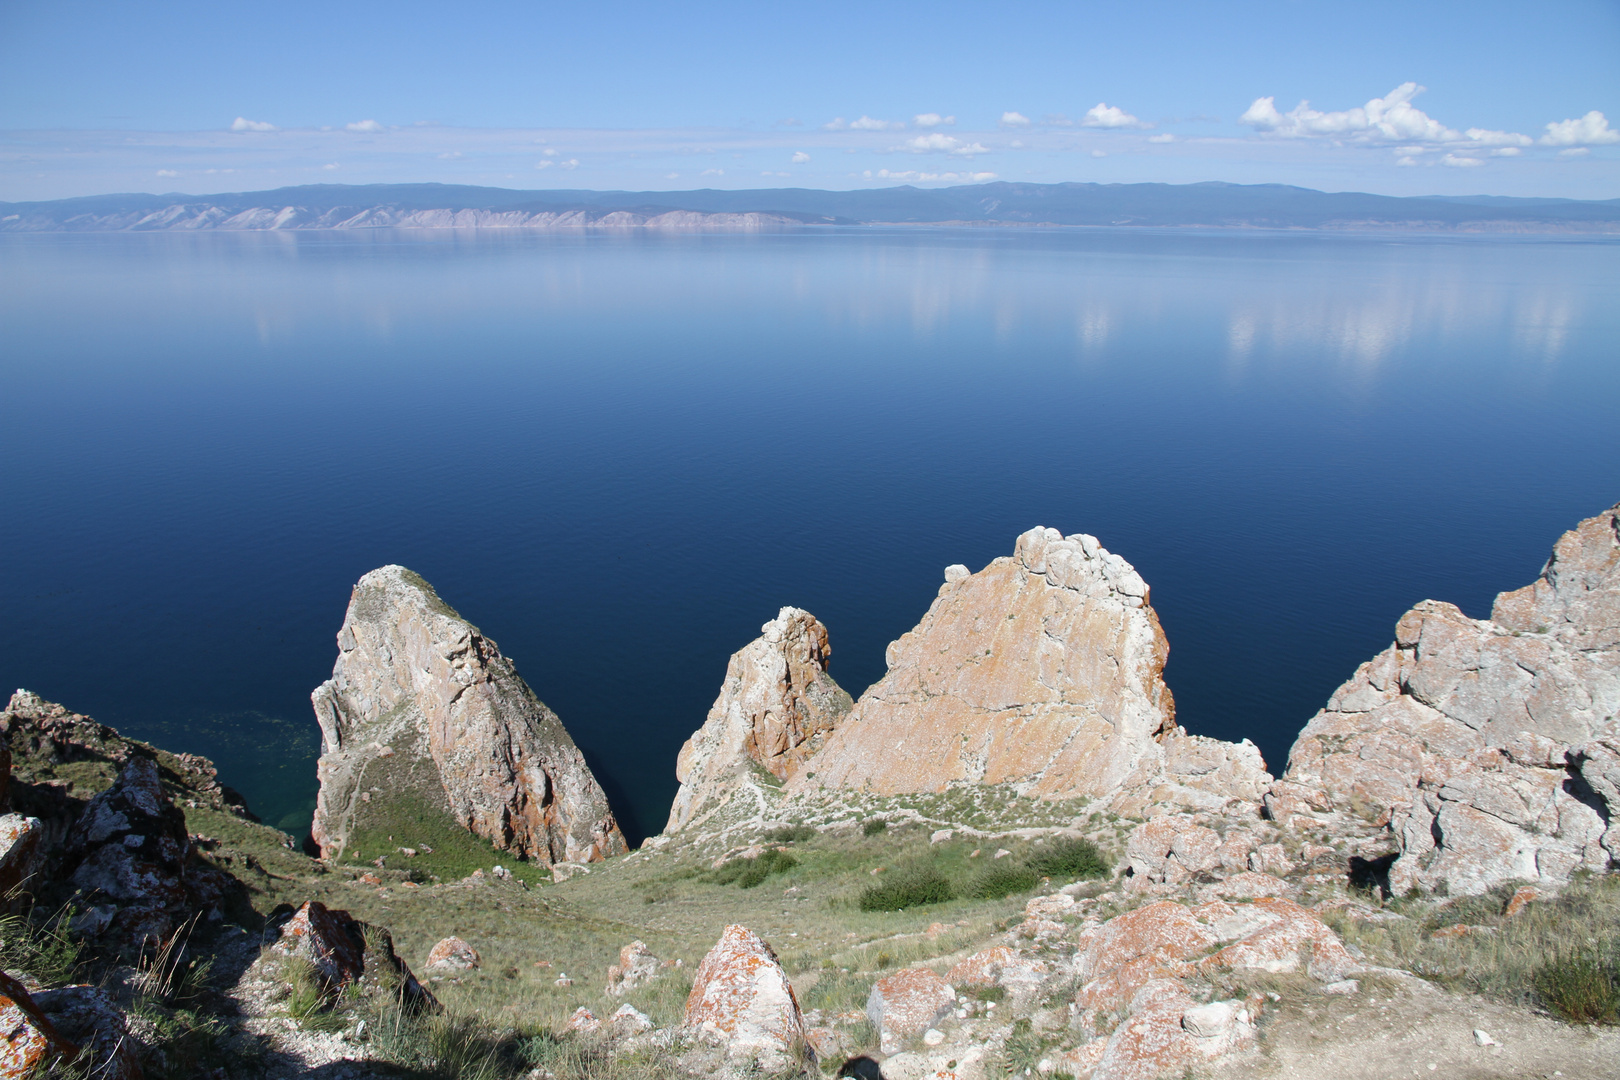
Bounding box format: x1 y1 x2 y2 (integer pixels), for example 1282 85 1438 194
2 0 1617 200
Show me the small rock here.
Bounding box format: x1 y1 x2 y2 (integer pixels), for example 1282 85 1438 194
426 936 480 972
0 971 77 1075
565 1007 600 1033
606 940 661 996
1504 886 1540 918
930 829 953 844
993 849 1012 859
1474 1029 1498 1047
922 1027 945 1046
611 1003 654 1035
555 975 573 987
398 847 418 857
1320 979 1360 995
491 864 512 881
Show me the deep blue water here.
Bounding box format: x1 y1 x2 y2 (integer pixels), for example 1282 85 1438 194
2 227 1617 844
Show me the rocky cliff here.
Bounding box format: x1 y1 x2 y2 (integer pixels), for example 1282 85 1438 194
788 528 1268 811
310 565 624 866
665 608 851 834
1273 502 1620 894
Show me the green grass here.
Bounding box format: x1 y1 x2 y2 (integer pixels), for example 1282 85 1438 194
0 904 83 985
766 825 818 844
862 820 888 837
1534 948 1620 1024
859 863 955 912
341 786 552 887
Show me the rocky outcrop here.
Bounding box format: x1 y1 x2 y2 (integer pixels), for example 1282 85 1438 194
790 528 1268 810
605 940 660 996
1275 502 1620 894
684 925 811 1067
425 936 480 973
0 815 45 909
32 985 142 1080
666 608 851 833
0 970 77 1076
0 690 251 849
255 900 435 1010
310 566 624 865
866 968 956 1054
60 756 233 954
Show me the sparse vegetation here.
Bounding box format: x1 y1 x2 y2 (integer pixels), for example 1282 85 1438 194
765 825 817 844
0 903 83 985
862 819 888 837
711 849 799 889
966 862 1039 900
1534 948 1620 1024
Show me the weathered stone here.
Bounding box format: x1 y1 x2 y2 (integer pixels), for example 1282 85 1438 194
263 900 435 1009
1090 979 1258 1080
0 971 76 1077
605 940 660 996
609 1003 654 1035
1276 502 1620 894
425 936 480 972
792 529 1268 810
1125 817 1220 884
565 1006 600 1034
310 566 625 866
33 984 142 1080
866 968 956 1053
684 925 809 1066
61 756 217 952
945 946 1018 988
666 608 851 833
0 815 44 911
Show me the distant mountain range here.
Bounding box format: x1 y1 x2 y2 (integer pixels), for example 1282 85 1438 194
4 180 1619 233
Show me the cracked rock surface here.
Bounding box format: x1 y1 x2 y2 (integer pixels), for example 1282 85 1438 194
310 565 624 866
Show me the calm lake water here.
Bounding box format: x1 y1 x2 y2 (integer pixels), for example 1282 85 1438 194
2 227 1617 843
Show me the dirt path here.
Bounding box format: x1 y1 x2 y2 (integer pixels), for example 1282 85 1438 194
1220 975 1619 1080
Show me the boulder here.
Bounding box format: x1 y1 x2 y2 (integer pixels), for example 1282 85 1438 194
1090 980 1257 1080
1275 502 1620 894
684 924 810 1066
310 566 625 865
60 756 225 952
33 984 142 1080
425 936 480 972
0 815 44 910
866 968 956 1053
666 607 851 833
261 900 435 1010
792 529 1268 809
605 940 660 996
0 971 77 1076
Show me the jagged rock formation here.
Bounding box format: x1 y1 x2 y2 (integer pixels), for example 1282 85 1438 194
666 608 852 833
1274 501 1620 894
789 528 1268 810
0 690 251 848
310 566 625 865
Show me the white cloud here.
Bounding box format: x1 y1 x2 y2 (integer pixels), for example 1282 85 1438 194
156 169 178 177
822 117 846 130
1009 140 1023 148
1091 150 1107 158
1000 111 1031 127
1541 110 1619 146
700 168 724 176
1043 114 1074 127
898 133 989 157
1397 155 1419 167
852 115 904 130
761 171 789 177
436 151 462 160
536 161 553 170
776 118 802 127
559 158 579 170
1441 153 1482 168
346 119 384 133
665 172 679 179
1491 147 1521 157
1148 133 1175 143
1082 103 1148 129
1559 147 1592 158
229 117 276 132
861 169 997 182
914 113 955 127
543 148 560 156
204 168 235 174
791 151 810 163
322 163 340 170
1463 128 1532 147
1240 83 1459 142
